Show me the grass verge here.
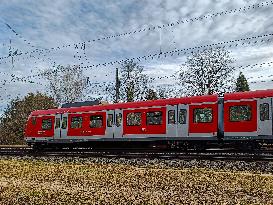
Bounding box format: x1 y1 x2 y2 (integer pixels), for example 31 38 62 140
0 158 273 204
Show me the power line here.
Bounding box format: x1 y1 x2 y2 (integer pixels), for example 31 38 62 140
0 19 47 50
3 32 273 83
74 33 273 69
0 1 271 61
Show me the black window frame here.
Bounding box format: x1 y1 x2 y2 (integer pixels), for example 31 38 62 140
229 105 252 122
90 115 103 128
116 113 122 127
61 117 68 129
126 112 142 126
146 111 163 125
178 109 187 124
168 110 176 124
55 118 61 129
70 116 83 129
42 118 52 130
260 103 270 121
107 114 113 127
193 108 213 123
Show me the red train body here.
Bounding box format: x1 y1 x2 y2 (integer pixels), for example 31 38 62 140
24 89 273 150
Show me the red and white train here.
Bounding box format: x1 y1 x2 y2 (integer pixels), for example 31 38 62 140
24 89 273 150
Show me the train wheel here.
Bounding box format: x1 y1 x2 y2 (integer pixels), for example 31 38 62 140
180 141 189 151
193 143 206 152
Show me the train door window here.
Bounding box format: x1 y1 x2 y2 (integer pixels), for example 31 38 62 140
116 113 122 127
90 115 103 128
229 105 251 122
260 103 270 121
107 114 113 127
146 111 163 125
32 117 36 125
194 108 213 123
126 112 141 126
179 109 187 124
55 118 60 129
62 117 67 129
168 110 176 124
71 117 82 129
42 119 52 130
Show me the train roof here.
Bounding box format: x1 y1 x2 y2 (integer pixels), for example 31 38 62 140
224 89 273 100
31 94 218 116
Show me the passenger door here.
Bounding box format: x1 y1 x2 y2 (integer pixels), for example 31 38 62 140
258 98 272 136
105 110 114 138
54 114 61 139
166 105 177 137
114 109 123 138
60 113 68 138
177 104 189 137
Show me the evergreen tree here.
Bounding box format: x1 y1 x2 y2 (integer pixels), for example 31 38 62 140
235 72 250 92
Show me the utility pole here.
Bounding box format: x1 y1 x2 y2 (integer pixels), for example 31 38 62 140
8 39 14 68
115 67 120 103
159 28 162 54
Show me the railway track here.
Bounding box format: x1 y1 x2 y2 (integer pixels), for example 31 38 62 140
1 146 273 161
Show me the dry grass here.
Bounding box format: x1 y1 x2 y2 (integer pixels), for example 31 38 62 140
0 158 273 204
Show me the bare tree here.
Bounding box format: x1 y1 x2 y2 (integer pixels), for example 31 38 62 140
107 60 151 102
145 89 158 100
43 65 88 105
177 47 235 96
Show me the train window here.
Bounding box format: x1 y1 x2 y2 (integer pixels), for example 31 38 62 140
126 112 141 126
116 113 122 127
194 108 213 123
90 115 103 128
55 118 60 129
71 117 82 129
146 111 163 125
229 105 251 122
32 117 36 125
168 110 176 124
179 109 187 124
107 114 113 127
260 103 270 121
62 117 67 129
42 119 52 130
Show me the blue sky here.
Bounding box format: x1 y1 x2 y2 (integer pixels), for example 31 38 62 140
0 0 273 112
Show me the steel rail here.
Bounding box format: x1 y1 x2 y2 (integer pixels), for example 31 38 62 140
0 146 273 161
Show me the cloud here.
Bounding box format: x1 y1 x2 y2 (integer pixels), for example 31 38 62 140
0 0 272 113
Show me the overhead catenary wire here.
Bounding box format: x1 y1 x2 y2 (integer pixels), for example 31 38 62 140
2 32 272 85
0 1 271 61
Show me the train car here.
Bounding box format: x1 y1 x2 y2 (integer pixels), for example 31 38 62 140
24 89 273 150
222 89 273 148
24 94 219 149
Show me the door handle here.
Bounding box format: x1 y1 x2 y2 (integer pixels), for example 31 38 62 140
141 128 147 132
